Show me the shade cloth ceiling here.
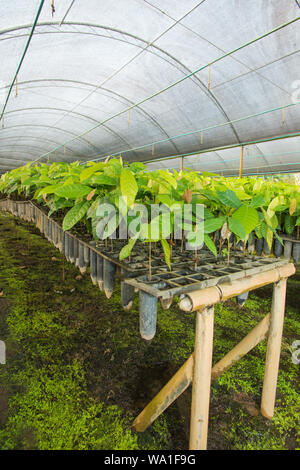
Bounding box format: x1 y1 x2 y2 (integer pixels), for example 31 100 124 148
0 0 299 175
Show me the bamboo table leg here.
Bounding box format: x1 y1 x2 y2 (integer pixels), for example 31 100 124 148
261 278 287 419
189 306 214 450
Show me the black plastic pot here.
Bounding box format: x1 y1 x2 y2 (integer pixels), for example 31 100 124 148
103 258 116 298
139 276 160 341
160 297 173 310
78 242 86 274
247 232 255 254
121 269 135 311
236 240 244 252
96 254 104 290
55 225 60 250
74 238 79 267
42 214 46 236
64 232 69 261
263 239 271 256
47 219 51 241
255 238 263 256
90 247 97 285
69 235 75 264
57 226 63 252
283 240 293 261
292 242 300 264
32 206 36 224
84 244 90 268
51 221 56 245
274 239 283 258
236 291 249 307
214 230 220 243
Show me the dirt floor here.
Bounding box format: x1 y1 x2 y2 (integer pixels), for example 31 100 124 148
0 212 299 450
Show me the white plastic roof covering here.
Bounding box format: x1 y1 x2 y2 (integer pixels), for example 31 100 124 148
0 0 299 175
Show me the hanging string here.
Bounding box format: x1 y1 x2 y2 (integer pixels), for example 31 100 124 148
1 116 4 128
152 143 154 155
201 130 204 144
281 107 286 126
51 0 55 17
88 132 90 144
180 156 184 172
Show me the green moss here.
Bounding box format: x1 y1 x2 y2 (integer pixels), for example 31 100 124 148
0 213 299 450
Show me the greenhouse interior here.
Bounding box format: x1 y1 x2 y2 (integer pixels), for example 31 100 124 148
0 0 299 454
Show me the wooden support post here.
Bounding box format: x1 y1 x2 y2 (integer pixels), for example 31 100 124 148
180 156 184 172
239 146 244 178
261 279 287 419
189 306 214 450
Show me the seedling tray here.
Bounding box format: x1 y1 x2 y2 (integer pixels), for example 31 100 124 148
124 255 289 300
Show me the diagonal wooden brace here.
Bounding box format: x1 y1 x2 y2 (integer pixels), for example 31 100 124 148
132 312 271 433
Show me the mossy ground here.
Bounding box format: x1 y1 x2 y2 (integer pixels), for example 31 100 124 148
0 213 299 450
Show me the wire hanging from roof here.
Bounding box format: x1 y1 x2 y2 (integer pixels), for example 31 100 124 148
0 0 45 122
87 101 300 163
51 0 55 17
145 132 300 165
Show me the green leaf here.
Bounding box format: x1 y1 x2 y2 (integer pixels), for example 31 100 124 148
232 205 259 235
228 217 246 240
130 162 146 173
120 168 138 208
161 239 171 270
284 214 295 235
62 200 90 231
204 234 217 256
91 175 117 186
80 162 105 181
35 184 62 198
54 184 92 199
216 189 242 208
158 170 177 189
250 194 265 208
204 216 226 234
119 235 139 261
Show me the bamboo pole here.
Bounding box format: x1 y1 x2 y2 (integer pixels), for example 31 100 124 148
211 313 270 379
132 354 194 432
179 264 295 312
132 312 271 433
189 306 214 450
261 279 287 419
